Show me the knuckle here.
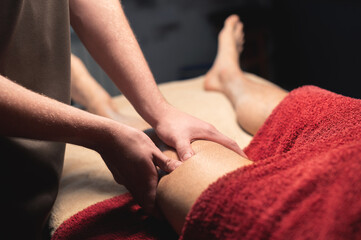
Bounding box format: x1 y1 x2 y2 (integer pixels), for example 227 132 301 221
164 158 172 169
158 157 173 172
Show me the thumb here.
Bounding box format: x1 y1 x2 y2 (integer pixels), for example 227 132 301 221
153 150 182 173
176 141 195 161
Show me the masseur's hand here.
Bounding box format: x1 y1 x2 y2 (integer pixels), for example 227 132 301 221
154 105 247 161
97 122 181 213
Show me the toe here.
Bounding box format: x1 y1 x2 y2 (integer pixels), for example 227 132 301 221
224 15 240 29
234 22 245 52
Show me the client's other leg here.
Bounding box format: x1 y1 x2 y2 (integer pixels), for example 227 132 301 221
70 54 149 129
205 15 288 135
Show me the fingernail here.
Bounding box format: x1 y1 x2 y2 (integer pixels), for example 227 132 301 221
183 152 193 160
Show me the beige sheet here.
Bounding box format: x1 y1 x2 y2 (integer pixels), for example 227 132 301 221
49 76 253 233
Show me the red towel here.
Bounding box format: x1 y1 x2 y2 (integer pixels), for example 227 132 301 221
52 86 361 240
181 86 361 239
51 193 178 240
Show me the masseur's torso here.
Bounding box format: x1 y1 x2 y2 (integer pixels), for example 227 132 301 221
0 0 70 238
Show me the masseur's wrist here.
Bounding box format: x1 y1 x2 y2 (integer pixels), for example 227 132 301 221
142 101 175 128
76 115 120 153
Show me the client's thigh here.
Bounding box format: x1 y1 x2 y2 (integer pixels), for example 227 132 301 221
155 139 252 234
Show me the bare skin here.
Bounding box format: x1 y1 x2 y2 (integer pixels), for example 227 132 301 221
156 15 289 234
156 139 252 234
70 54 149 130
205 15 288 135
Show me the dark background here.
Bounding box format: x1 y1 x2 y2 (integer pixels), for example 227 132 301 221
71 0 361 99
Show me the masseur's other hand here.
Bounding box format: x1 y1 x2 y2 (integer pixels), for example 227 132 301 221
154 105 247 161
97 122 181 213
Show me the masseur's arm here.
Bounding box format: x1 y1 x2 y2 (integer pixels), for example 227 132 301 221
0 75 180 212
69 0 246 161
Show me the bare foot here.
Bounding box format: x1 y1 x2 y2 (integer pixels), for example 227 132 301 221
204 15 245 92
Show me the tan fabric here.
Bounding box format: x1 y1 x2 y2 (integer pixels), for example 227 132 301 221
0 0 70 238
50 76 252 233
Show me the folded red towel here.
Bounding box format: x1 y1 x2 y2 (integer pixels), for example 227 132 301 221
52 86 361 240
51 193 177 240
181 86 361 239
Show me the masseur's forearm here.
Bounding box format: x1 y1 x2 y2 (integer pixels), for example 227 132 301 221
0 75 181 212
69 0 167 127
0 75 117 150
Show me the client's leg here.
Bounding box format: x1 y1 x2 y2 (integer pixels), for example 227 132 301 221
70 54 148 129
204 15 288 135
155 15 287 235
155 138 252 234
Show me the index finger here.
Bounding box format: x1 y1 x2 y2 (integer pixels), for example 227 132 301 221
152 149 182 173
198 130 248 159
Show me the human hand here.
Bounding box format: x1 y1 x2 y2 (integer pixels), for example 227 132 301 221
154 105 247 161
96 123 181 213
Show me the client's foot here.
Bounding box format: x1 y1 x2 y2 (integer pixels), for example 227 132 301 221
204 15 245 92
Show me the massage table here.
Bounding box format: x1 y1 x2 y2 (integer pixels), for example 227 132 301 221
50 77 361 239
49 76 253 235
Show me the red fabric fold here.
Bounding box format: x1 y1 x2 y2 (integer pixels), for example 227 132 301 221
52 86 361 240
51 193 177 240
181 86 361 239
